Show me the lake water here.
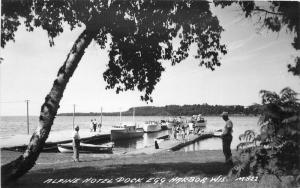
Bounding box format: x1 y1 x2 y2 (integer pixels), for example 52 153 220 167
0 116 260 151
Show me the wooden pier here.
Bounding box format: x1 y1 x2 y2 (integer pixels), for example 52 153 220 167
125 132 218 155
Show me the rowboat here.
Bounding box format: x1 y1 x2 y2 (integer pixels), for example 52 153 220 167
57 142 113 153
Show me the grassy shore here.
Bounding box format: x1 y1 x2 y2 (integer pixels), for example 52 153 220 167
1 149 273 188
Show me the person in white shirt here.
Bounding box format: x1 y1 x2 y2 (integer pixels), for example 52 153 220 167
90 119 94 132
72 126 80 162
221 112 233 166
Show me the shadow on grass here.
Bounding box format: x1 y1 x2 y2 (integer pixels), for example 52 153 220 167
5 161 232 188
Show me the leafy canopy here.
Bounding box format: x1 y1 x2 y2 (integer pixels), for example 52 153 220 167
1 0 227 102
214 1 300 76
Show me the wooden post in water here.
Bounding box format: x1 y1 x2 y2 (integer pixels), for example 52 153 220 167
26 100 29 134
72 104 75 130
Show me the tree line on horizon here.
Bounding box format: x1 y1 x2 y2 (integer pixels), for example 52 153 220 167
57 104 261 116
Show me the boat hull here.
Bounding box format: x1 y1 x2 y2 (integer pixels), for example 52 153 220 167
143 122 161 133
57 143 113 153
110 130 144 141
194 121 207 128
160 121 175 130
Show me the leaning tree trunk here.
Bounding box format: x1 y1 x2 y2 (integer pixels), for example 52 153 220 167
1 28 98 185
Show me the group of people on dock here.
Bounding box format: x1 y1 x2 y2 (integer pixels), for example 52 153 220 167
90 119 102 132
169 112 233 166
170 114 205 141
172 124 191 141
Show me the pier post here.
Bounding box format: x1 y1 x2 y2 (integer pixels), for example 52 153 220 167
73 104 75 130
26 100 29 134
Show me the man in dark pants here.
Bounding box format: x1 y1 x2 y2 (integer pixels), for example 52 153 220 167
221 112 233 166
73 126 80 162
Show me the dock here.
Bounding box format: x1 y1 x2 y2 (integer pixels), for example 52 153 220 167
1 129 111 152
125 132 218 155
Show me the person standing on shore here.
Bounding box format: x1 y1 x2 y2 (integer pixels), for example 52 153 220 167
221 112 233 166
93 119 97 132
73 126 80 162
90 119 94 132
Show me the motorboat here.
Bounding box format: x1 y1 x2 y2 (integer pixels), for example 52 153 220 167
57 142 113 153
142 121 161 133
160 120 175 130
190 114 207 133
110 123 144 141
160 117 180 130
194 119 207 128
191 114 207 128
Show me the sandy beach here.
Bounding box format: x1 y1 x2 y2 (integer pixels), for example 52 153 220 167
1 149 267 188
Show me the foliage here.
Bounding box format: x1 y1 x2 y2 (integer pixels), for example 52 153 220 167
57 103 261 116
214 1 300 76
232 87 300 180
1 0 227 102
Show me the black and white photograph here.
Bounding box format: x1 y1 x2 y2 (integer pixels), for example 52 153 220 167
1 0 300 187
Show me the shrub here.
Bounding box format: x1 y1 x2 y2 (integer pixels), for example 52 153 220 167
231 87 300 180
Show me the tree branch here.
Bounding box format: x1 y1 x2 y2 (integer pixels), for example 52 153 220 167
253 8 283 16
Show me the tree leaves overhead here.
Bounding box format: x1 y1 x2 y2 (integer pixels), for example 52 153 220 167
214 1 300 76
2 0 227 102
102 1 227 102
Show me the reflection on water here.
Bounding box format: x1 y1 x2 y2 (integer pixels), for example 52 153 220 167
181 137 223 152
113 130 172 153
180 116 260 151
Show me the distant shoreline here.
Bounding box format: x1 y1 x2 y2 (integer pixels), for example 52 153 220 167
57 114 259 117
1 114 259 117
57 104 261 117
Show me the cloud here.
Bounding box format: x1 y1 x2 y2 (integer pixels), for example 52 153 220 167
228 34 257 51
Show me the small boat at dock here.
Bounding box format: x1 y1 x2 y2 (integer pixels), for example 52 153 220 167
142 121 161 133
191 114 207 130
160 120 175 130
57 142 113 153
110 123 144 141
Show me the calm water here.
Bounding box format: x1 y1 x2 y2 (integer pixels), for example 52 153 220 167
180 116 260 151
0 116 260 151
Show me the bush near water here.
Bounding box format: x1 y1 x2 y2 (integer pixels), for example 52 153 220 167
231 87 300 186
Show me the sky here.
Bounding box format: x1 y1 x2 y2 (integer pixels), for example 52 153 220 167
0 3 299 116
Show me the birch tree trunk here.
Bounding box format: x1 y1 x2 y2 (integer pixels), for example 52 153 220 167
1 28 98 185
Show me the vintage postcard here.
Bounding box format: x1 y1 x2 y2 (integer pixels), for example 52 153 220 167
1 0 299 187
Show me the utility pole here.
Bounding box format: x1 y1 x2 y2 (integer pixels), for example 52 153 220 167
100 107 103 125
119 108 122 123
132 107 135 123
25 100 29 134
72 104 75 130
